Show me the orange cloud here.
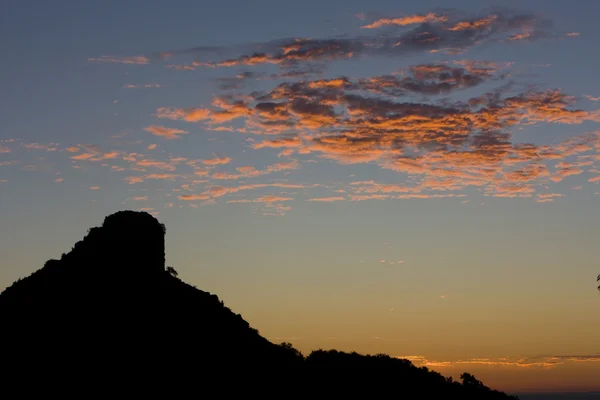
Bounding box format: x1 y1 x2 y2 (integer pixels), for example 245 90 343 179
147 61 600 202
350 194 391 201
400 354 600 369
448 15 498 31
507 32 532 41
23 142 58 151
96 10 600 209
145 173 178 180
124 173 179 184
202 156 231 166
71 153 95 160
136 159 178 171
123 83 161 88
88 56 150 64
252 137 303 149
66 147 80 153
102 152 119 159
362 13 447 29
0 146 10 153
212 160 299 180
185 183 305 200
155 107 212 122
307 197 345 202
253 196 293 203
124 176 145 184
144 125 188 139
178 194 210 201
536 193 564 203
549 162 584 182
163 9 551 72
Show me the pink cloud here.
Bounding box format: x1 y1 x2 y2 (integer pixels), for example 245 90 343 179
155 107 213 122
71 153 95 160
362 13 447 29
202 156 232 166
307 197 345 202
123 83 161 88
144 125 188 139
88 56 150 65
178 194 210 201
23 142 58 151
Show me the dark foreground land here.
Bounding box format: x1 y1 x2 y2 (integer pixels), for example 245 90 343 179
0 211 520 397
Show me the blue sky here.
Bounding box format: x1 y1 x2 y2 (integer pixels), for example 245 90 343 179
1 0 600 392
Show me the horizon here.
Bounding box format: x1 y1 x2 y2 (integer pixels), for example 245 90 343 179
1 0 599 393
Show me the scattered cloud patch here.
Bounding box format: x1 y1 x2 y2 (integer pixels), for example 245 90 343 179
123 83 161 88
88 56 150 65
144 125 188 139
307 196 345 202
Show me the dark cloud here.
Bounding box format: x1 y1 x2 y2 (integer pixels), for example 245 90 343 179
148 9 555 73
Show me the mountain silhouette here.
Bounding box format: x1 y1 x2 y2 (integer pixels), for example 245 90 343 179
0 211 518 398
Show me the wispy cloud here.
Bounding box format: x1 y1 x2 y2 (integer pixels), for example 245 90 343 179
124 173 180 184
23 142 58 151
123 83 161 88
88 56 150 65
58 8 600 212
144 125 188 139
202 156 231 165
362 13 448 29
178 194 210 201
399 354 600 369
536 193 564 202
307 196 345 202
154 9 554 72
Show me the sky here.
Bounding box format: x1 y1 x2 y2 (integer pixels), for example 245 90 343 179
1 0 599 393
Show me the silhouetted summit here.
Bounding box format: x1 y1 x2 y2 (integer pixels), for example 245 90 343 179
0 211 298 371
0 211 517 397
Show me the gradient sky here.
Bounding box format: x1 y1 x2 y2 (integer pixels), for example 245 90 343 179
1 0 599 393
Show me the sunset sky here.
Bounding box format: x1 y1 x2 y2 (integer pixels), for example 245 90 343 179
1 0 599 393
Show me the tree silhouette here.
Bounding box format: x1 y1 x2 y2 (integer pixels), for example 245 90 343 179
279 342 303 360
166 266 178 277
597 273 599 291
461 372 485 388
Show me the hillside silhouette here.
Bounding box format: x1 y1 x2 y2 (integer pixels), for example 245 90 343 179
0 211 517 397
